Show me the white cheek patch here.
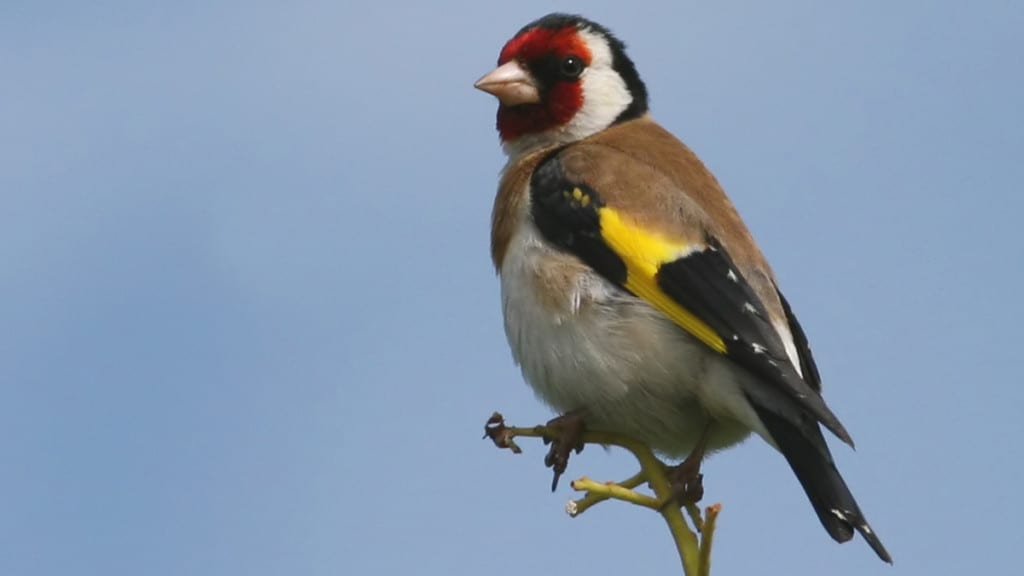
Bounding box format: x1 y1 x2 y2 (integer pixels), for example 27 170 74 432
570 29 633 141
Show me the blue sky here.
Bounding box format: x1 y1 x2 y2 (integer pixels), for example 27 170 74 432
3 1 1022 574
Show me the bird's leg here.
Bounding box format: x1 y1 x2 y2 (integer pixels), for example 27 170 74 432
541 410 586 491
662 422 712 508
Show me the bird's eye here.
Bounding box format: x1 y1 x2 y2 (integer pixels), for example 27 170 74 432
560 56 585 79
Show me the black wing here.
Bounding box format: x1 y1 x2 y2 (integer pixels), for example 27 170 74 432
529 152 852 446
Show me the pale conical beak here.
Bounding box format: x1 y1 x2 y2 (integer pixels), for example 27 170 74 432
474 61 541 106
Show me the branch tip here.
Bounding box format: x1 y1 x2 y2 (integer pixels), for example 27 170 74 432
565 500 579 517
481 411 721 575
483 412 522 454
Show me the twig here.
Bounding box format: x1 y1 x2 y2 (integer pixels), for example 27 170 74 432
570 477 661 509
568 470 647 516
484 412 721 575
698 504 721 576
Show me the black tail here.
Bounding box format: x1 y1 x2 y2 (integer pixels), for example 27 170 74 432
753 404 893 563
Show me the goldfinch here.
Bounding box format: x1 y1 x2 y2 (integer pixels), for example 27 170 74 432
475 13 891 563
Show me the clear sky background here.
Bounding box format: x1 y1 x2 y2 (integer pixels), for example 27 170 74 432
3 1 1022 574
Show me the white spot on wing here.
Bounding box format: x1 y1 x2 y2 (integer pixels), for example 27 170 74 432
727 269 738 282
771 317 803 378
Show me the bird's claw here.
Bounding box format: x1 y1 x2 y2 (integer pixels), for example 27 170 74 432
542 413 586 491
660 460 705 510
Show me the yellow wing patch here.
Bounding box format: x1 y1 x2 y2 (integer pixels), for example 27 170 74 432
596 207 727 354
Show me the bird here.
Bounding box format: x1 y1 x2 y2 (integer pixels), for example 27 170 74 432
475 13 891 563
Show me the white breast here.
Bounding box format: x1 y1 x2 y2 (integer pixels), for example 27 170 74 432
499 221 761 457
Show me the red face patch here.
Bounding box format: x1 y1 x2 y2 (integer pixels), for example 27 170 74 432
498 25 590 66
495 26 592 142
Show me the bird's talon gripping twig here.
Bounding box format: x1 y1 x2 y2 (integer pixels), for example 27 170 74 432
659 469 705 511
660 423 711 509
482 411 722 575
542 412 586 491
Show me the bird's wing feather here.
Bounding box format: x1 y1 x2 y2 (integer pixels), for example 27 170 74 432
528 132 852 446
776 287 823 393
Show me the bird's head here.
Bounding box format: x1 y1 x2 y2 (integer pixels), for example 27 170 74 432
475 13 648 157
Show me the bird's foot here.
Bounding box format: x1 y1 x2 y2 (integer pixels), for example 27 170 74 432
661 458 705 508
541 411 586 491
660 422 711 509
